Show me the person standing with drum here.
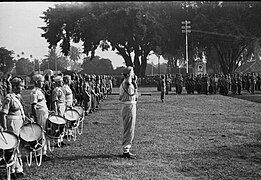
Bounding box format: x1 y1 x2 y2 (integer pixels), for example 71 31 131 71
62 75 74 109
0 76 25 179
30 74 51 161
52 75 67 146
119 66 138 159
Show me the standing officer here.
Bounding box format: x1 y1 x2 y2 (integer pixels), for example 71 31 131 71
30 74 50 161
119 66 138 159
0 77 25 178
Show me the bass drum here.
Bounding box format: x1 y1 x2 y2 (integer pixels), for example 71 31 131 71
19 123 43 151
45 115 66 139
73 106 84 118
0 131 18 165
64 109 80 128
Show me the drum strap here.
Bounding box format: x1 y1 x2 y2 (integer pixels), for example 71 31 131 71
10 94 25 120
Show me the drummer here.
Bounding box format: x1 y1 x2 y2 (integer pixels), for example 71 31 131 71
0 76 25 178
52 75 67 146
62 75 74 109
30 74 51 161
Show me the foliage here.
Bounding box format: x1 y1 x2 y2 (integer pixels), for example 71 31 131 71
81 55 114 74
40 2 261 75
15 57 34 75
68 45 82 62
0 47 15 74
40 2 172 77
190 1 261 74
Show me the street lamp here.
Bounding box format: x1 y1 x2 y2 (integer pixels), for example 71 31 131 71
181 20 191 74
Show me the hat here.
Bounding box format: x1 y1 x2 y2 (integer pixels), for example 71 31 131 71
32 74 44 82
122 66 133 75
11 76 24 87
53 76 63 82
63 75 71 81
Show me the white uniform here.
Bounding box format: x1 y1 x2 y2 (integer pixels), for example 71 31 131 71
119 79 137 153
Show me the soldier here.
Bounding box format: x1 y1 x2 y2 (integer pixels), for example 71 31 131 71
0 76 26 178
165 74 171 95
160 74 166 102
42 73 53 110
231 74 237 94
52 75 67 146
119 66 138 159
6 74 12 95
30 74 50 161
52 76 65 117
62 75 74 109
82 75 92 115
175 74 183 94
250 72 256 94
236 73 242 95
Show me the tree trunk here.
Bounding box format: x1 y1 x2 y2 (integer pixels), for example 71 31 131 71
115 45 133 66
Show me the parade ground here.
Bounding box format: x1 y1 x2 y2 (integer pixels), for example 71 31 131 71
1 87 261 180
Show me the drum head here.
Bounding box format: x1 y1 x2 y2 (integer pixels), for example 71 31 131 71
64 109 80 121
19 123 42 142
73 106 84 116
48 115 66 125
0 131 18 150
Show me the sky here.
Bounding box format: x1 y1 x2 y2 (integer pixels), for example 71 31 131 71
0 2 166 69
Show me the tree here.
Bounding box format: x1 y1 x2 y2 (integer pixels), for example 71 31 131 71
15 57 34 75
81 55 114 74
189 1 261 74
40 2 171 77
68 46 81 62
0 47 15 74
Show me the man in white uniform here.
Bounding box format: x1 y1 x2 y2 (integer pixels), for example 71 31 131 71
119 66 138 159
30 74 51 161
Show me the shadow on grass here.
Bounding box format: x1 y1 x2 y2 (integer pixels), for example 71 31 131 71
51 154 123 161
228 93 261 104
176 142 261 179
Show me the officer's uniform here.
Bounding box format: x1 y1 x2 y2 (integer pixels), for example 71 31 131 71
119 67 137 158
0 77 24 175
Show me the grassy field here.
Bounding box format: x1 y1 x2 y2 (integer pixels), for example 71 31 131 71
1 87 261 180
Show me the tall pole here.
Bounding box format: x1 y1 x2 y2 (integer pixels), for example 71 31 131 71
151 60 153 75
181 20 191 74
158 55 160 75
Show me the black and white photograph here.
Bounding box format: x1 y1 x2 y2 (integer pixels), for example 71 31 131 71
1 1 261 180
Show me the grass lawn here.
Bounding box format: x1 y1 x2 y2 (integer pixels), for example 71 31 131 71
1 87 261 180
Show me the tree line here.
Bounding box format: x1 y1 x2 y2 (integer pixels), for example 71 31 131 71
40 1 261 77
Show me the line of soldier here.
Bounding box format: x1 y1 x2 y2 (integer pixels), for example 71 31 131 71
158 72 261 96
42 73 114 115
0 72 113 179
